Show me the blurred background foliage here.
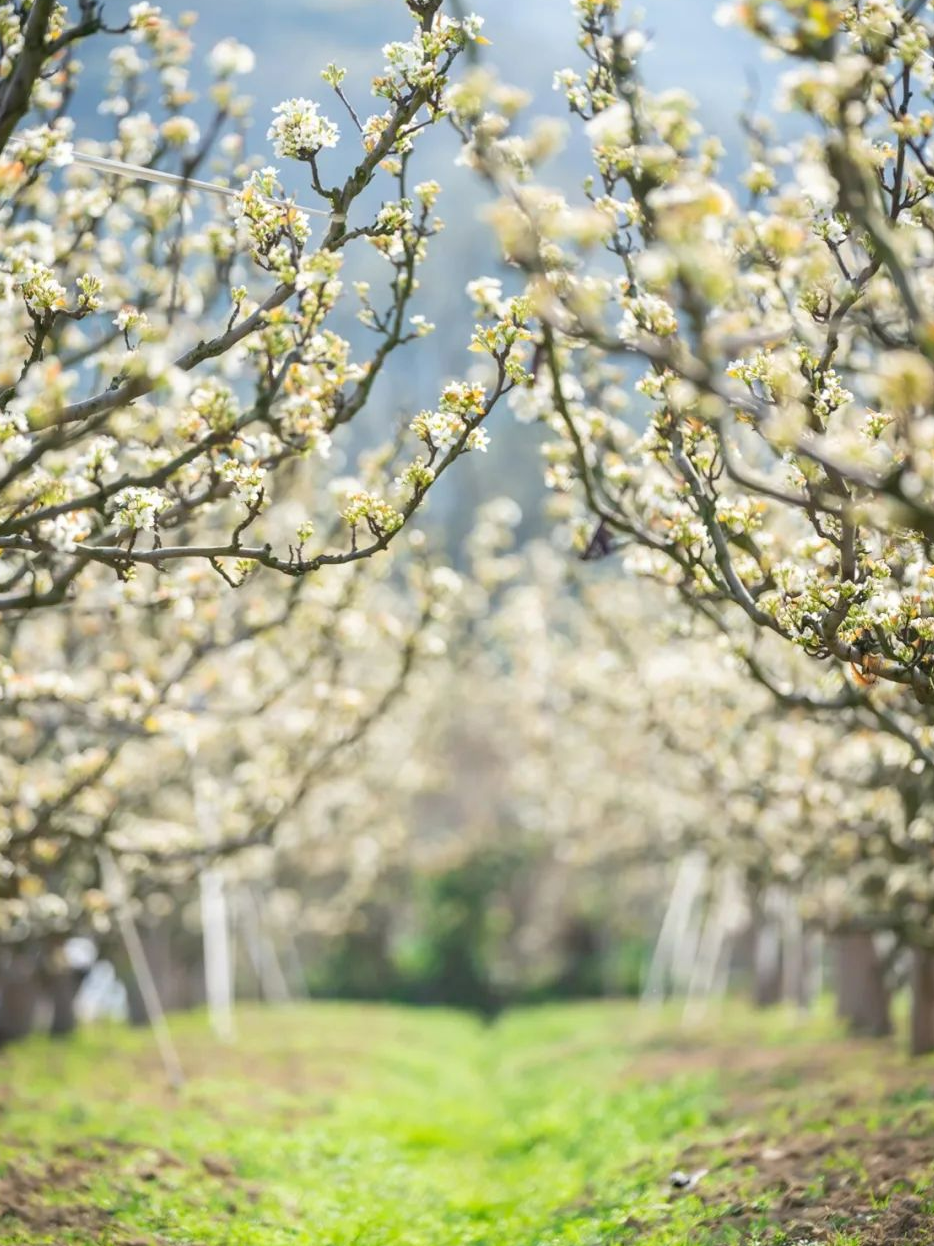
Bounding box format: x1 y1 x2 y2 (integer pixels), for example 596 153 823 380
303 844 650 1012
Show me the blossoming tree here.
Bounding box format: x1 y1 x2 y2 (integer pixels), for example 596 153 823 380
0 0 527 614
451 0 934 1050
0 0 532 1037
0 530 461 1037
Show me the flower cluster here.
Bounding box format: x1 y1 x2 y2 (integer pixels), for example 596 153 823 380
267 98 340 160
111 487 171 532
341 491 404 536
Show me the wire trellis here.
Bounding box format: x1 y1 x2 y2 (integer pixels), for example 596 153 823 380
7 138 332 218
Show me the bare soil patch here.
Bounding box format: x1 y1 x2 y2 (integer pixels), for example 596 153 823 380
631 1034 934 1243
0 1156 121 1239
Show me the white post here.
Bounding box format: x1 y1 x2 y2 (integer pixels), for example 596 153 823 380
683 868 734 1021
237 886 290 1003
199 868 235 1041
681 867 745 1019
641 852 707 1004
710 873 746 1001
99 850 184 1089
671 864 709 996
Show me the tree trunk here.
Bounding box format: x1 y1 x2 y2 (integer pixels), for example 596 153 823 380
780 904 805 1007
125 971 150 1026
910 947 934 1057
0 949 40 1043
46 970 78 1037
38 941 84 1038
834 932 892 1037
753 918 783 1007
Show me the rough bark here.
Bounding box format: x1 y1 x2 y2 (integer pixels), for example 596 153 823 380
0 949 40 1042
834 931 892 1037
909 947 934 1057
0 0 57 151
46 970 79 1037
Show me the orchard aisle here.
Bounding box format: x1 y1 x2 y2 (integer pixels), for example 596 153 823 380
0 1002 931 1245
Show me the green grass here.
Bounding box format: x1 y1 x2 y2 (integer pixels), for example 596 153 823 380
0 1000 932 1245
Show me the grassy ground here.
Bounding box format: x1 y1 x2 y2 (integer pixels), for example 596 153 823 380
0 1001 932 1245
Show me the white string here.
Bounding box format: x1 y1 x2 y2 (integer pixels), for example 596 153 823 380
98 848 185 1089
7 138 332 218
